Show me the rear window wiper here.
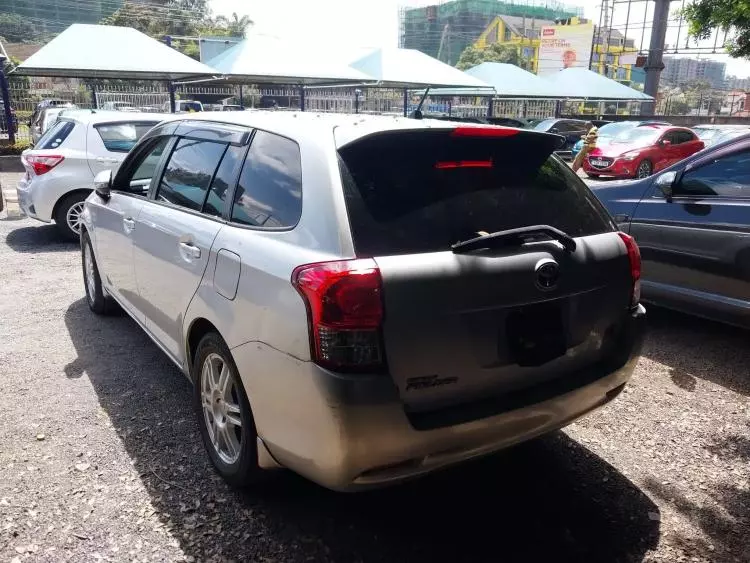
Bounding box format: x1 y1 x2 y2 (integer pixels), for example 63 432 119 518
451 225 577 254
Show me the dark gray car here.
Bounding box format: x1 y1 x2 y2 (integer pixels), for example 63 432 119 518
592 133 750 328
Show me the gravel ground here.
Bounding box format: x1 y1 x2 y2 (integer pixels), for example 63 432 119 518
0 185 748 562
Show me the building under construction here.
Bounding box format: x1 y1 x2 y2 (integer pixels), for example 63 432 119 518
400 0 584 66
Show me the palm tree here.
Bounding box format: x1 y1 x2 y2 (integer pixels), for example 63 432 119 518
215 12 253 38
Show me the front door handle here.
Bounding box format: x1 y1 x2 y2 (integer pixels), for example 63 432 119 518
614 213 630 223
123 217 135 233
179 242 201 260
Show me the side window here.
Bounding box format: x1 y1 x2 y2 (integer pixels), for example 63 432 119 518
678 131 697 144
156 138 227 211
35 120 75 150
677 149 750 198
553 121 574 133
118 136 171 194
231 130 302 228
661 132 677 145
203 144 245 217
95 122 158 153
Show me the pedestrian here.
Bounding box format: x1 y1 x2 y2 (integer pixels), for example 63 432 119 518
572 122 598 172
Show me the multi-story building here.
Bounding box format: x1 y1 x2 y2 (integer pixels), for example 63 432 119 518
725 75 750 91
662 57 727 88
0 0 124 34
399 0 583 66
474 16 639 84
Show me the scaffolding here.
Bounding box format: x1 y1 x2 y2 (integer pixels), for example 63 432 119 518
399 0 584 65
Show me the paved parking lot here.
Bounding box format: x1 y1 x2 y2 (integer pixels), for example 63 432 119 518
0 175 748 562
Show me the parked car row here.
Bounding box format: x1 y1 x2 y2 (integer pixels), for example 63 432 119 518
17 111 641 492
12 107 749 494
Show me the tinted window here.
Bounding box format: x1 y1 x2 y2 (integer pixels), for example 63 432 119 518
554 121 581 133
157 138 227 211
204 144 245 217
36 120 75 149
677 149 750 198
231 130 302 228
120 136 171 194
95 122 158 153
676 130 696 144
338 130 613 257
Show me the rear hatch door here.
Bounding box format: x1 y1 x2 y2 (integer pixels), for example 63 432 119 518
337 125 633 412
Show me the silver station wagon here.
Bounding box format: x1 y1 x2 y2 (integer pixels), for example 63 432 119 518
80 112 646 491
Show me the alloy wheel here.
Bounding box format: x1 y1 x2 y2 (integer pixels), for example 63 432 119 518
200 353 243 465
83 241 96 303
636 161 652 179
66 201 85 235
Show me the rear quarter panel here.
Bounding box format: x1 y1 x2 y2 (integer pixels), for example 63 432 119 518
183 125 356 368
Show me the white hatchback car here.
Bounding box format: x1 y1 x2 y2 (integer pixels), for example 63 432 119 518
17 110 172 240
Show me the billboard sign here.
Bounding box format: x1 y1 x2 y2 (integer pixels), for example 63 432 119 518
537 22 595 76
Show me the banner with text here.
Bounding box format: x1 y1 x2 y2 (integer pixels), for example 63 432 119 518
537 22 595 76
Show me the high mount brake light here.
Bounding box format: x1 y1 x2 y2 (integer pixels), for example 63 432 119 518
451 126 519 138
435 160 493 169
292 259 385 373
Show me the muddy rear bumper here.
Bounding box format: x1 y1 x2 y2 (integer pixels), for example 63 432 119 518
234 305 646 491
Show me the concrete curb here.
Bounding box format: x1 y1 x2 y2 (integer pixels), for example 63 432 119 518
1 172 23 219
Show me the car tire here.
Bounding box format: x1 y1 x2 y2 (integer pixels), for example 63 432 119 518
81 231 117 315
54 192 88 242
193 332 263 488
635 160 653 179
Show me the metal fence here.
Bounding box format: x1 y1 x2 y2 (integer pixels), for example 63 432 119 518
4 79 661 146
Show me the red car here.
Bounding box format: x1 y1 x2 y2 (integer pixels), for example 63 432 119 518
583 125 704 179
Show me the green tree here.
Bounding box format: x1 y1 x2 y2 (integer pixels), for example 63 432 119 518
682 0 750 58
101 1 249 60
0 12 41 43
456 43 524 71
213 12 253 37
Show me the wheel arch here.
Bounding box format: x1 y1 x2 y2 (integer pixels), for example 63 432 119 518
186 317 223 382
52 188 92 222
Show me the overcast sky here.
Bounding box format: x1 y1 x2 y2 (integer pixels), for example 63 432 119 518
210 0 750 79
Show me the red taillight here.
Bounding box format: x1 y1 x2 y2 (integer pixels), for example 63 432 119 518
451 126 519 138
435 159 493 169
22 154 64 176
618 232 642 307
292 259 384 372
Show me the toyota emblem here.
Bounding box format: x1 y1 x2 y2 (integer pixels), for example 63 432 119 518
535 259 560 291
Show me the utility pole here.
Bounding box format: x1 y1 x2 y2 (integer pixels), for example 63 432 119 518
643 0 671 115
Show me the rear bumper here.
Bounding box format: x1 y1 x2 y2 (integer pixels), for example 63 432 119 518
16 177 45 221
234 305 646 491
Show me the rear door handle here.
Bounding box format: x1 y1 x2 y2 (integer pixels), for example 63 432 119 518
123 217 135 233
96 157 118 164
179 242 201 260
614 214 630 223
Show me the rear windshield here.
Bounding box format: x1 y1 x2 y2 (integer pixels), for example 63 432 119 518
180 102 202 112
95 122 158 152
338 129 613 257
35 120 75 149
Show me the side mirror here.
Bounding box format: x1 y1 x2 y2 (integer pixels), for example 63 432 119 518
661 139 671 146
655 171 676 202
550 127 559 133
94 169 112 200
